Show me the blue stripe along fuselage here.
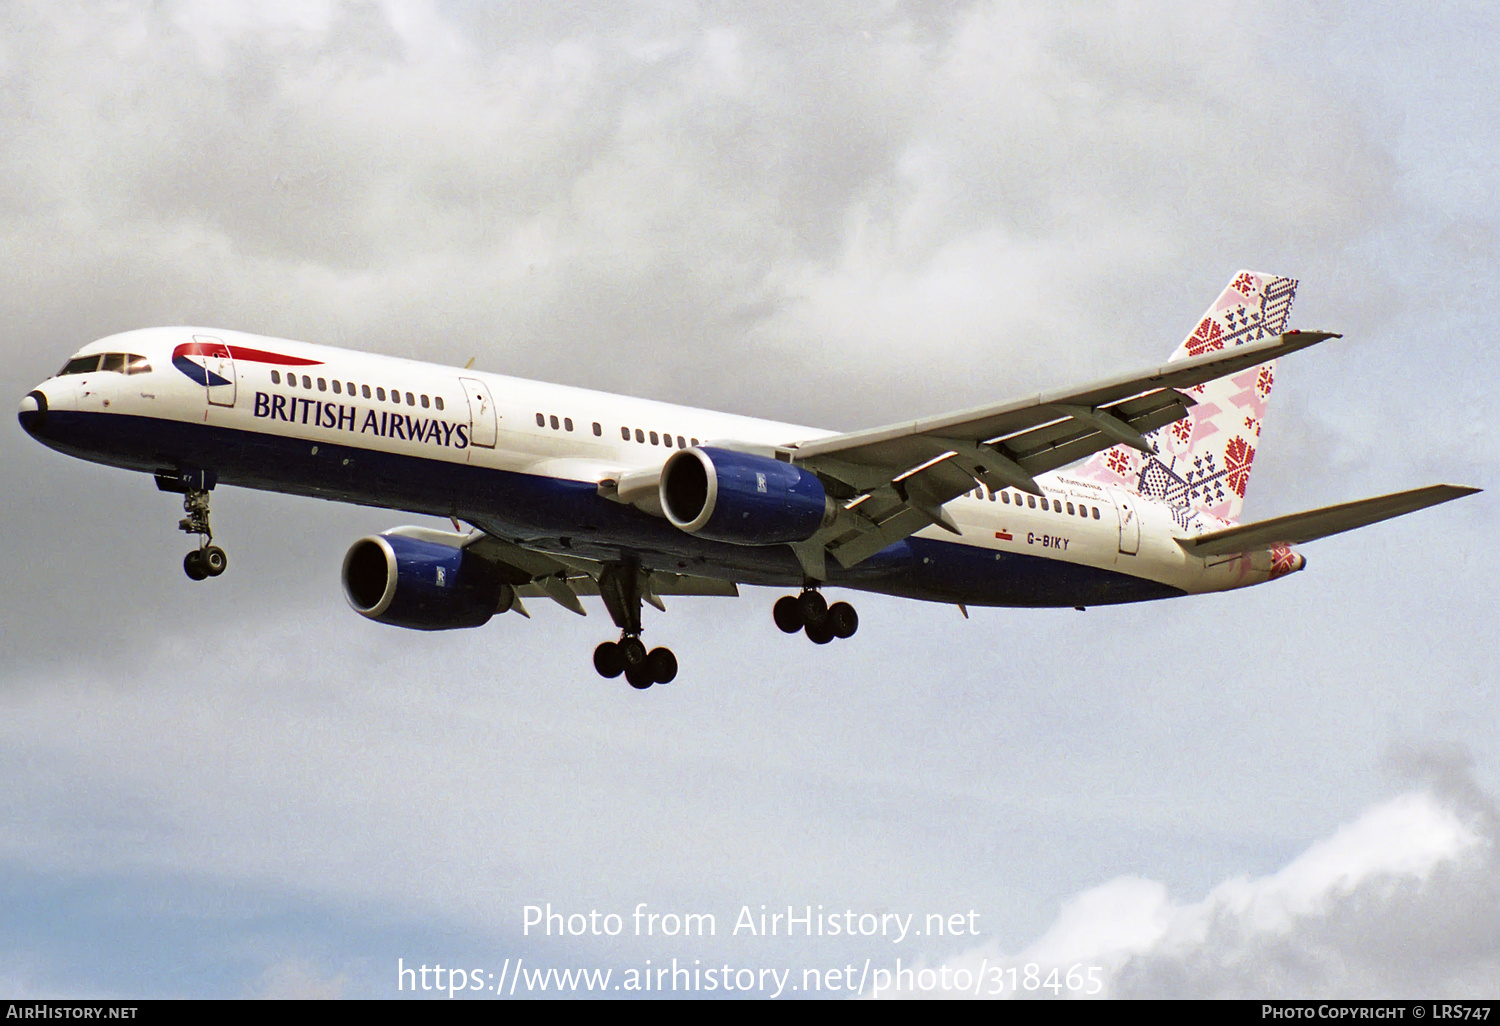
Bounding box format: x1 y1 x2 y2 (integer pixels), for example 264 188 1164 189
21 408 1185 608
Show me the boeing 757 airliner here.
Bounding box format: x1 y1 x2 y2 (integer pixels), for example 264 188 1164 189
17 272 1478 688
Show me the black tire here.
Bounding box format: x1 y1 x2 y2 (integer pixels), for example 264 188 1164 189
828 601 858 639
620 637 648 667
203 546 228 577
797 590 828 624
773 595 804 633
183 550 208 581
805 619 835 645
625 662 655 689
593 641 625 678
647 647 678 685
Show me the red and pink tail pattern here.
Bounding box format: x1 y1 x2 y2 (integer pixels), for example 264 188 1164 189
1074 270 1298 528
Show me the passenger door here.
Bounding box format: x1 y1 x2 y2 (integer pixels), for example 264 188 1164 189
197 335 236 408
460 377 497 448
1109 488 1141 556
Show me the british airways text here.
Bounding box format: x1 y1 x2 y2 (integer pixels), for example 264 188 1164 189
253 390 470 448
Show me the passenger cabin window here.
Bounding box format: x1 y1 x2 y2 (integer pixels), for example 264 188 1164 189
317 378 327 391
347 381 355 395
376 387 386 401
435 397 444 411
536 413 545 427
302 375 312 389
363 385 372 399
593 422 602 436
635 429 645 443
332 380 341 394
420 395 429 409
1092 507 1101 519
271 370 281 384
1027 495 1036 508
621 426 630 441
550 415 560 430
564 417 573 431
405 392 415 406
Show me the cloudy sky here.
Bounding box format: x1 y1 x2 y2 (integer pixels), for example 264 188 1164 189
1 0 1496 999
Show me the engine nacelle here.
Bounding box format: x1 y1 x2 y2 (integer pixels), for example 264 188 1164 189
660 446 832 545
342 532 515 630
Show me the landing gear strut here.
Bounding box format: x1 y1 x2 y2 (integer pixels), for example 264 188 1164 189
592 562 677 689
179 488 227 581
774 587 857 644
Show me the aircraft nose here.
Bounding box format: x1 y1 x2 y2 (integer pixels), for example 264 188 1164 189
17 389 47 435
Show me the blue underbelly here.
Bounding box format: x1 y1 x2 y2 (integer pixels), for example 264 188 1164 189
27 409 1185 608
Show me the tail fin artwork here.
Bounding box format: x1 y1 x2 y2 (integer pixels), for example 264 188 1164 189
1075 270 1299 529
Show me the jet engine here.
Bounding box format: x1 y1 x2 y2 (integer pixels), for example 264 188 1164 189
660 446 833 545
342 531 517 630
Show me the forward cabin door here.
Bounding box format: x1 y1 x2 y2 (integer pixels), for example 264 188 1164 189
198 335 236 407
1110 488 1141 556
460 377 497 448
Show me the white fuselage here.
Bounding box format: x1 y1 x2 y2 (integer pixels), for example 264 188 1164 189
19 327 1298 607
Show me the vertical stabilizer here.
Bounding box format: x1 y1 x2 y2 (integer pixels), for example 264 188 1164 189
1074 271 1298 528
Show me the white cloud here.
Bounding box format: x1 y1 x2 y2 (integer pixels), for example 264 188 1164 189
910 754 1499 998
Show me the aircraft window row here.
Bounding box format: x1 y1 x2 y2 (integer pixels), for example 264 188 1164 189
969 483 1100 519
535 414 606 437
271 369 443 411
620 426 699 449
58 353 151 376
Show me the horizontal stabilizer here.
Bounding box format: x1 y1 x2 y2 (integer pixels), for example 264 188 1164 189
1176 484 1480 556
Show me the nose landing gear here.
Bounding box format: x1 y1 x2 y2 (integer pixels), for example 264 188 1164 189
774 589 857 644
178 488 227 581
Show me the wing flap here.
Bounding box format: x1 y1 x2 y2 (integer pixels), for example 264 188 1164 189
1176 484 1480 556
517 571 739 599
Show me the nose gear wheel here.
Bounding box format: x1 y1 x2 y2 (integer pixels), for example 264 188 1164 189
177 488 227 581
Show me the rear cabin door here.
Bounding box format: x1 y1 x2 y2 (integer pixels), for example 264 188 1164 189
460 377 497 448
1110 488 1141 556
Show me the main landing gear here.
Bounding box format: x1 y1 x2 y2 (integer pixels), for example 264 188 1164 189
774 588 857 645
592 563 677 690
178 488 227 582
593 637 678 690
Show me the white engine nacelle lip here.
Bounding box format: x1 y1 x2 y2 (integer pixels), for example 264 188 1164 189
660 447 719 533
342 534 398 617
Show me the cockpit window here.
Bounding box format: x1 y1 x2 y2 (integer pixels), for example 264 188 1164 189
59 355 101 376
57 352 151 376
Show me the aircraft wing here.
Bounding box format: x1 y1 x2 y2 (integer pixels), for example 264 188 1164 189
1174 484 1480 556
786 331 1339 572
